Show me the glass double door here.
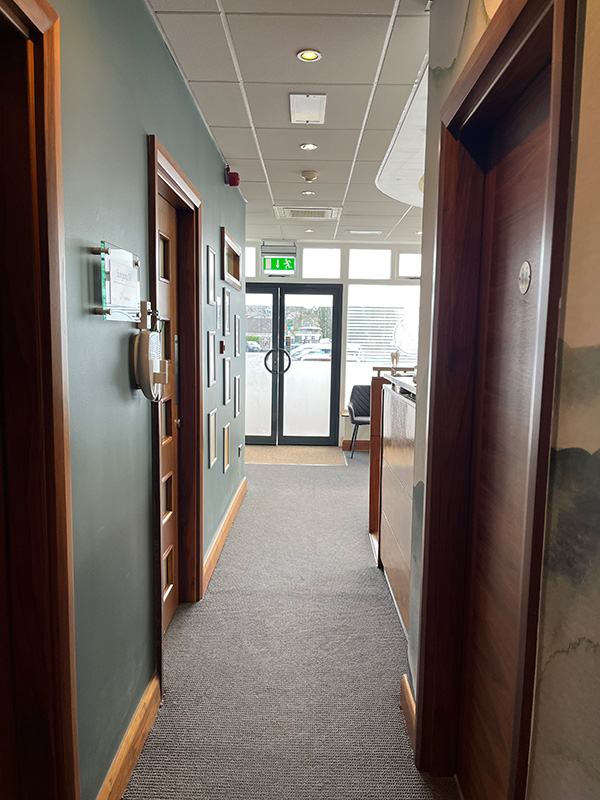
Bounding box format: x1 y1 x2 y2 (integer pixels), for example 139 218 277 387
245 284 342 445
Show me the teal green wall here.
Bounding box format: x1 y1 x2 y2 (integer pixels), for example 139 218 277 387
54 1 245 797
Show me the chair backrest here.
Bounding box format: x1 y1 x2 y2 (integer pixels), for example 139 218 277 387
348 384 371 418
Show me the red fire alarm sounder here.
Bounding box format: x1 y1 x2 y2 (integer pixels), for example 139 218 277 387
225 165 240 187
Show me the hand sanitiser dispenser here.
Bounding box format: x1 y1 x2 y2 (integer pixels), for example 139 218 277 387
134 330 168 402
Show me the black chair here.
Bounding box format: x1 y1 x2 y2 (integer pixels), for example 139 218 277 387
347 385 371 458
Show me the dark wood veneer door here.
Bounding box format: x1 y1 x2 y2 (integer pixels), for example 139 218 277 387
457 65 551 800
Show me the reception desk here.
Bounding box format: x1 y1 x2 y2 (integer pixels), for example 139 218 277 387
379 378 415 630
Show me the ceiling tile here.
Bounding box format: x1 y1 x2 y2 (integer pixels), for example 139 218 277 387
270 183 345 204
227 15 389 84
245 202 275 215
157 13 237 81
151 1 217 10
345 182 403 203
264 159 352 185
211 127 260 159
357 129 394 163
379 16 429 85
256 128 359 162
349 161 382 184
245 83 372 129
239 182 273 201
367 84 413 130
226 159 266 182
222 0 395 13
344 200 409 216
190 82 250 128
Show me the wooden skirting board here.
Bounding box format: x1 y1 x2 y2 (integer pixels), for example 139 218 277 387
400 673 416 752
341 440 370 452
97 673 161 800
202 477 247 595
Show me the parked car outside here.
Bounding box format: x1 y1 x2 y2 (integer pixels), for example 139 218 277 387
246 340 260 352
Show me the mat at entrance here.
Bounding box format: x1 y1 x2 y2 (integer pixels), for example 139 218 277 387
245 445 346 466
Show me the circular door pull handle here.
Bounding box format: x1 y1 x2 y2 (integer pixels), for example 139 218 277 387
280 348 292 374
263 348 278 374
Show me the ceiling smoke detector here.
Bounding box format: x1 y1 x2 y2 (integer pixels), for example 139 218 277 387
302 170 318 183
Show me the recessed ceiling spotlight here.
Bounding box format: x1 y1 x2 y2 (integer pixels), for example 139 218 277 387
297 49 322 62
416 230 423 235
346 229 382 235
302 191 316 196
305 229 315 233
300 143 318 151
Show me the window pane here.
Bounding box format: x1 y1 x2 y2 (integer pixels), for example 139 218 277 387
345 284 420 405
245 246 256 278
348 249 391 280
302 248 341 279
398 253 421 278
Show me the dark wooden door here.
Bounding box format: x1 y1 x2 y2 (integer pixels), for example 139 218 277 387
457 65 551 800
157 195 179 632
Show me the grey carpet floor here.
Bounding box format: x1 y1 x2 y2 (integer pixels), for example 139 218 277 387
124 453 458 800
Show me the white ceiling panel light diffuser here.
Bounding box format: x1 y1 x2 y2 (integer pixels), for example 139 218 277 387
273 207 342 221
290 94 327 125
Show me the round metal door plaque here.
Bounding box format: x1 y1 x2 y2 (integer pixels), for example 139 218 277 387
519 261 532 295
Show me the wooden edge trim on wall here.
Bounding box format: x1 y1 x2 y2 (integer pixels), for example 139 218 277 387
401 674 417 752
7 0 58 34
96 673 161 800
341 440 370 452
202 477 247 595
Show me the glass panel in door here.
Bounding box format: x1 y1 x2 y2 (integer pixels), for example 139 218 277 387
245 289 276 442
281 293 333 439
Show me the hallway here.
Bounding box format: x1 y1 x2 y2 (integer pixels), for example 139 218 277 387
124 456 458 799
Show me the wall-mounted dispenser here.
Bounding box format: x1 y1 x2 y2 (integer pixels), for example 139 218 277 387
134 329 168 402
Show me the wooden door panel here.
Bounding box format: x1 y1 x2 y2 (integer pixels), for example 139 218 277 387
458 65 551 800
157 195 179 632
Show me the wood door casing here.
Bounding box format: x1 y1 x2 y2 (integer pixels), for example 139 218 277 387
157 195 179 632
457 65 551 800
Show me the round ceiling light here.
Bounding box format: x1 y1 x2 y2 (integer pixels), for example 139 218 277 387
297 49 322 62
300 143 318 151
305 229 315 233
302 190 316 196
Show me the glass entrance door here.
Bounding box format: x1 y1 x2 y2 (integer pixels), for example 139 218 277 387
245 284 342 445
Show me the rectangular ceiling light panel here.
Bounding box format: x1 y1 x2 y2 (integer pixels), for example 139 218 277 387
273 206 342 221
289 94 327 124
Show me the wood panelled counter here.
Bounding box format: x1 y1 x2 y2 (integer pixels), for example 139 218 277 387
380 381 415 630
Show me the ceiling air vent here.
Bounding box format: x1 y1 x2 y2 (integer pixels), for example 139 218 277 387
273 206 342 221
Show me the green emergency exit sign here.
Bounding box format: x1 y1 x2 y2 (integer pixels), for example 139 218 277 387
263 257 295 275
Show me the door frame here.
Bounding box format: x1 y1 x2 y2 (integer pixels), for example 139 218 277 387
245 282 343 446
148 136 204 688
0 1 79 798
416 0 577 795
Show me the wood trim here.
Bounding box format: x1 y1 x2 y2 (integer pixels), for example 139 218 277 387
0 5 79 798
96 674 161 800
416 127 485 776
369 376 390 539
342 439 370 452
202 477 247 595
417 0 578 792
148 136 204 689
401 674 416 752
3 0 58 34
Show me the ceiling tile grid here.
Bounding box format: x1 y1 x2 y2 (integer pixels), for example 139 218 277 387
147 0 430 246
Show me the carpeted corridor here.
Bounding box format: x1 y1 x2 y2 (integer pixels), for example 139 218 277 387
124 454 458 800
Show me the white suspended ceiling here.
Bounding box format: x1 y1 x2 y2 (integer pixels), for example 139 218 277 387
147 0 429 246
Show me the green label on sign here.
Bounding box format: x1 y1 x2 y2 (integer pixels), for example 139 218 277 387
263 257 295 273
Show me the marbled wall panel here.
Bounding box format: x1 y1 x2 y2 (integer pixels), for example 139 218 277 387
527 4 600 797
